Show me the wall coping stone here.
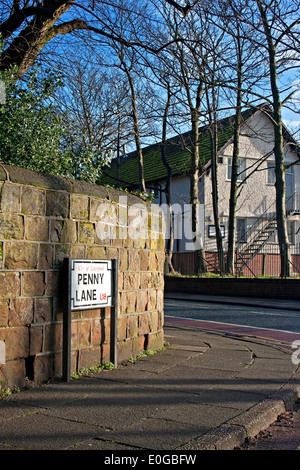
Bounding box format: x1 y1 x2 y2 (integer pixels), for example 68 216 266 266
0 164 147 206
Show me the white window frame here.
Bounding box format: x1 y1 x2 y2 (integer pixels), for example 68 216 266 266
227 157 246 183
267 161 276 185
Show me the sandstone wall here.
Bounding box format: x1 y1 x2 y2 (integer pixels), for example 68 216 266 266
0 165 165 388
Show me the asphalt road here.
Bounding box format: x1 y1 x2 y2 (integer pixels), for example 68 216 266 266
164 298 300 334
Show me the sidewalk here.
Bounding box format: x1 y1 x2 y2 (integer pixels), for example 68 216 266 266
0 324 299 451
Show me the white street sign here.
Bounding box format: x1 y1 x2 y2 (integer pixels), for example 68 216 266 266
70 259 113 310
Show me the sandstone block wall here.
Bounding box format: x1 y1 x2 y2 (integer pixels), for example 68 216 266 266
0 165 165 388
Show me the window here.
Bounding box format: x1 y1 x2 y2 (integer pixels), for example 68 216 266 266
267 161 276 185
227 157 246 182
288 221 295 245
208 225 225 238
236 218 247 243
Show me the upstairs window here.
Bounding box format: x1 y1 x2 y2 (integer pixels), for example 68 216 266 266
227 157 246 182
267 161 276 185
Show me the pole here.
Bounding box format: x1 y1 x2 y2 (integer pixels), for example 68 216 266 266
63 258 71 382
110 259 118 367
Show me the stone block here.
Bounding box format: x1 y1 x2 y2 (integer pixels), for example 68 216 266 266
91 318 102 346
117 339 133 364
117 315 127 341
149 251 159 271
33 354 55 385
86 245 106 260
50 219 77 244
8 298 34 327
53 351 63 377
5 242 38 269
71 194 89 220
136 290 148 312
140 272 151 289
81 308 101 320
54 244 71 268
118 248 128 271
46 191 69 218
0 326 29 361
22 272 46 297
110 226 124 247
38 244 53 270
147 330 164 351
156 289 164 310
118 271 123 290
138 313 151 336
140 250 149 271
0 213 24 239
78 347 101 370
21 187 45 215
148 290 157 311
25 216 49 242
132 335 145 357
95 222 111 244
44 323 63 353
71 320 91 349
127 314 138 339
106 247 118 260
124 272 140 291
121 291 136 314
150 310 159 333
1 183 20 213
151 272 160 289
29 325 43 355
0 272 21 298
101 343 111 363
128 249 140 271
72 244 86 259
35 297 53 323
45 271 59 296
0 358 26 389
0 299 8 327
79 223 95 244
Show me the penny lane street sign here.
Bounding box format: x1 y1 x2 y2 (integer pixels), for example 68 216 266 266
63 259 118 382
70 259 113 310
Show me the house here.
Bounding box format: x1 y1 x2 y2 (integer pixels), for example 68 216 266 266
99 106 300 276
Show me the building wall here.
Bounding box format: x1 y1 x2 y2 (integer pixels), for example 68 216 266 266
0 165 165 389
204 111 300 252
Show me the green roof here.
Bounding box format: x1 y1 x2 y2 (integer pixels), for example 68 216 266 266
98 108 255 189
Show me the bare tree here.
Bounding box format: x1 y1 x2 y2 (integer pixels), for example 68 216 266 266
254 0 299 277
0 0 200 78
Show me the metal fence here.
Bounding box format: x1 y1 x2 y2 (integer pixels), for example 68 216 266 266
171 244 300 278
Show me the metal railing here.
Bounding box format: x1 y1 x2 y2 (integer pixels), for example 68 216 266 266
235 193 300 276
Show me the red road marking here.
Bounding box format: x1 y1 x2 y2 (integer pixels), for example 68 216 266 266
165 315 300 352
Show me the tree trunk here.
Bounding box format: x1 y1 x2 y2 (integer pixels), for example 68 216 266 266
257 0 291 277
207 84 225 274
0 1 75 78
226 16 243 276
161 84 175 274
121 54 146 193
226 97 242 275
190 108 207 273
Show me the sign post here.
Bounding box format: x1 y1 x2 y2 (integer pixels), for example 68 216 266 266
63 259 118 382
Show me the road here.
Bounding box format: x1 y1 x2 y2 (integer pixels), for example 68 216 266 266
164 298 300 334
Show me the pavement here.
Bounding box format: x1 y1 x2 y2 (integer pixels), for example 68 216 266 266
0 295 299 452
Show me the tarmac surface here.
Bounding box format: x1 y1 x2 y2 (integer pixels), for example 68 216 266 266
0 295 299 452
